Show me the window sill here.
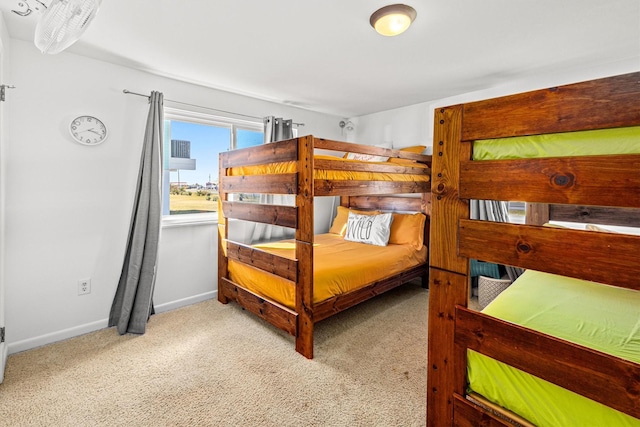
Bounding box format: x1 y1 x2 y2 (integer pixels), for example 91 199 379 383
161 213 219 229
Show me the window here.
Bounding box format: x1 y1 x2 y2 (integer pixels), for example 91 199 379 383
162 108 263 224
508 201 526 224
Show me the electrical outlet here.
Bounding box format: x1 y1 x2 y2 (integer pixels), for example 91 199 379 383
78 278 91 296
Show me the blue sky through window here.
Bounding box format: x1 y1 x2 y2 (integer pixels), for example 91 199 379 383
167 120 230 186
237 128 263 149
166 121 264 186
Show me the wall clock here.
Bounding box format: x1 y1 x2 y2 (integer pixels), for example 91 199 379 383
69 115 108 145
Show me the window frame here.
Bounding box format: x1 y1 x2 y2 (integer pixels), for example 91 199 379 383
162 107 263 227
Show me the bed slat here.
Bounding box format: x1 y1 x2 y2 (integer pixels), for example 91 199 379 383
458 220 640 290
453 395 514 427
314 157 429 174
222 201 297 228
456 307 640 420
529 203 640 227
347 195 427 213
221 173 298 195
226 241 297 282
314 138 431 162
461 72 640 141
313 264 427 322
459 155 640 208
314 138 387 155
549 204 640 227
218 277 298 336
220 138 298 168
315 180 429 197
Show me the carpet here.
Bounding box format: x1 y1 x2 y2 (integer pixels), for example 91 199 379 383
0 283 428 426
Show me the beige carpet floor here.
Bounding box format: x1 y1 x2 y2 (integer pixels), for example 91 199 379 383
0 283 428 427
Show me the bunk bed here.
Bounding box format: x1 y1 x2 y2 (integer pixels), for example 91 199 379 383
217 136 432 359
427 71 640 426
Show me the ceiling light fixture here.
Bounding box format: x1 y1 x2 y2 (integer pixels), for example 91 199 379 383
370 4 417 37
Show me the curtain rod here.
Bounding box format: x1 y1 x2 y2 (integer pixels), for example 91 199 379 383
122 89 304 127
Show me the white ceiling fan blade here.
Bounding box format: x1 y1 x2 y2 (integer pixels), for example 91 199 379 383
34 0 102 54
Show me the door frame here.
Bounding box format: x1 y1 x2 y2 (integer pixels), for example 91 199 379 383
0 27 7 383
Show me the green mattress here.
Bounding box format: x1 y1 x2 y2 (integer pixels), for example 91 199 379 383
468 270 640 426
473 125 640 160
468 125 640 425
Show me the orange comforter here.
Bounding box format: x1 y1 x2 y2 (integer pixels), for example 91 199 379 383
228 155 430 183
227 233 427 309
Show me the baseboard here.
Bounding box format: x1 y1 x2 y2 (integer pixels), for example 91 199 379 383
7 291 217 355
8 318 108 355
153 290 217 314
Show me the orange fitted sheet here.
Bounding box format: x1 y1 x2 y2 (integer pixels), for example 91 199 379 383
228 155 430 183
227 233 427 310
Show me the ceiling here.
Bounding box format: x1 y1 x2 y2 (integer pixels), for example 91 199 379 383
1 0 639 117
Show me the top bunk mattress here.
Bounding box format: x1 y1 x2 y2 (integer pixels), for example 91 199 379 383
468 269 640 427
473 125 640 160
227 154 430 182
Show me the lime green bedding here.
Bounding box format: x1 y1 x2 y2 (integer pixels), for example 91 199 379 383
473 125 640 160
468 126 640 424
468 270 640 426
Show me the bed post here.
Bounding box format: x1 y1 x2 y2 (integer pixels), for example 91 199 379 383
427 105 471 426
217 150 229 304
296 135 315 358
421 192 431 288
526 203 550 225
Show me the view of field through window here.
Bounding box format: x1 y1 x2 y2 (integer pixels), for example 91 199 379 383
163 118 262 216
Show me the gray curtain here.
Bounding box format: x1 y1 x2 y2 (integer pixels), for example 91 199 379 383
250 116 295 243
470 200 524 281
263 116 293 144
109 91 164 334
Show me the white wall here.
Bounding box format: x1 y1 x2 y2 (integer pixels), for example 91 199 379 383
5 39 342 353
351 103 433 152
353 58 640 152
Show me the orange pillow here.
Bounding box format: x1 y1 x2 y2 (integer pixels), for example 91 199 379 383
386 145 427 165
398 145 427 154
387 157 423 166
329 206 381 236
389 212 426 249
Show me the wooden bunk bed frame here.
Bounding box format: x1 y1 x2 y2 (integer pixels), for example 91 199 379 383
428 72 640 426
217 136 431 359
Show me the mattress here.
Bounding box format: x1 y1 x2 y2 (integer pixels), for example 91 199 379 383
473 125 640 160
468 270 640 427
227 233 427 310
227 154 430 183
468 125 640 425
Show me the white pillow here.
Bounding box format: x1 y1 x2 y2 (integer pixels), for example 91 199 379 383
344 212 393 246
345 152 389 162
